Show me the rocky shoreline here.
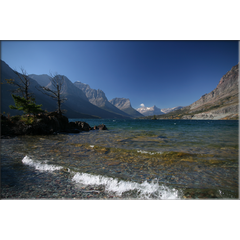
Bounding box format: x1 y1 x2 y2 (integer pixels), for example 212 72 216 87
2 157 232 199
1 151 120 200
2 150 230 200
1 111 108 138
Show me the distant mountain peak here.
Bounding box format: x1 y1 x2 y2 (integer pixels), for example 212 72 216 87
74 82 132 118
110 98 143 118
136 105 163 116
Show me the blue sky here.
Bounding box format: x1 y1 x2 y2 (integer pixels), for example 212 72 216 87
1 40 238 109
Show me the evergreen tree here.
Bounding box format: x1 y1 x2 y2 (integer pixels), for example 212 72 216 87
152 115 157 120
9 94 43 116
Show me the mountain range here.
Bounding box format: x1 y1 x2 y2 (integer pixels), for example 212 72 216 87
73 82 133 118
1 60 143 119
1 60 238 120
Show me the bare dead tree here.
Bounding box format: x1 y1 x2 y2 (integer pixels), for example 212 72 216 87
5 67 34 101
38 73 67 116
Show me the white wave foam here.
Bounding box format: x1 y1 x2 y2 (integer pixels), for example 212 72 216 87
22 156 181 199
72 172 181 199
22 155 63 172
137 150 162 155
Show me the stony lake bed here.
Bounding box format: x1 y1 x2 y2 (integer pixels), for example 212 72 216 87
1 119 239 200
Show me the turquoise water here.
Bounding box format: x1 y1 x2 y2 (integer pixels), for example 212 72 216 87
70 119 238 156
2 119 239 199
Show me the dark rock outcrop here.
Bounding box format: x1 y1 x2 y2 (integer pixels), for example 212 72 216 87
1 112 69 136
1 112 108 137
69 121 92 132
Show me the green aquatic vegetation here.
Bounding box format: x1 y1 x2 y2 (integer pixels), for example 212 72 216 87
66 143 235 169
72 143 84 147
208 143 239 150
66 143 85 148
131 137 164 143
138 131 165 137
130 132 167 142
220 146 239 150
134 133 159 138
179 158 195 162
93 146 110 154
207 159 236 166
161 151 192 158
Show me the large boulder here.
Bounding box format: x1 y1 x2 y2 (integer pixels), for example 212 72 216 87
68 121 92 131
98 124 108 130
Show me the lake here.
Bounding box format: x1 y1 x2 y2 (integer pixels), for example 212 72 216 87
1 119 238 199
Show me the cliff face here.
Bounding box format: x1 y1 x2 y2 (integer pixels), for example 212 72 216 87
189 64 238 112
110 98 131 109
182 64 239 120
152 63 239 120
74 82 109 107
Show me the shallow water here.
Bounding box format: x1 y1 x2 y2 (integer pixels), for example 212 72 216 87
1 119 239 199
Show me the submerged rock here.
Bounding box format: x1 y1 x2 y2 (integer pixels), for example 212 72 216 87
97 124 108 130
91 124 108 130
70 121 92 131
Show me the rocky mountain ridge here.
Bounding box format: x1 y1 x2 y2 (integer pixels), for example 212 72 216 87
28 74 50 87
3 60 238 120
1 61 130 119
148 63 239 120
109 98 144 118
184 64 239 120
190 64 238 111
74 82 107 106
73 82 132 118
1 60 140 119
161 106 183 114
